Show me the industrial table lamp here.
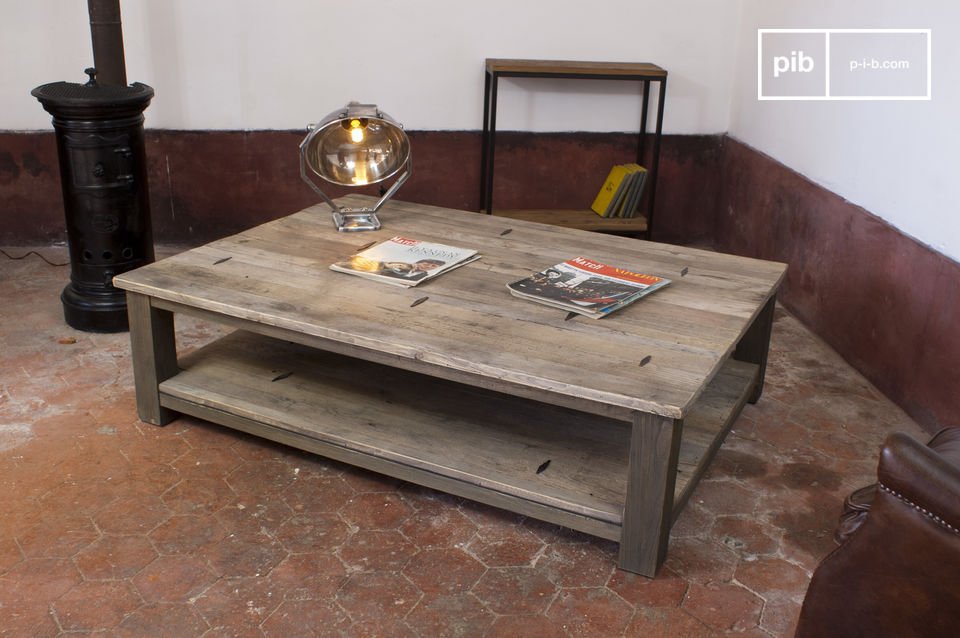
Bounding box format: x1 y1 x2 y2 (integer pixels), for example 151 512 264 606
300 102 411 231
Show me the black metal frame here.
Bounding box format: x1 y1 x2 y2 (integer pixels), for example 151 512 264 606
479 62 667 237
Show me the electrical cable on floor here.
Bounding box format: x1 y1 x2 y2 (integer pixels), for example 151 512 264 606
0 248 69 267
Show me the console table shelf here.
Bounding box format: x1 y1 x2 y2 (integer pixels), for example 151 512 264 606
480 59 667 236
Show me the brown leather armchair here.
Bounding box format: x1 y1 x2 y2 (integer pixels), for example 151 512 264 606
796 428 960 638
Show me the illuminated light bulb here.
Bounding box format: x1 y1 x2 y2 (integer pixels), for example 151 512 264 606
349 119 365 144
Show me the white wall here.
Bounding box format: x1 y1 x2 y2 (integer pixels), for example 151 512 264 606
730 1 960 262
6 1 957 262
4 0 739 133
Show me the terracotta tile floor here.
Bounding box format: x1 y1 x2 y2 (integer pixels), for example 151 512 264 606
1 246 927 637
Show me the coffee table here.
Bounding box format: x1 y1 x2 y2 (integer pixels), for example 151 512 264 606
114 195 786 577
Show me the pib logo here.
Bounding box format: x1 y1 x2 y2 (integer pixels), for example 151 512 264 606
759 31 827 98
759 29 931 100
773 50 815 78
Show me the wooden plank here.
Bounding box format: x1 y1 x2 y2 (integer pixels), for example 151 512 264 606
125 292 178 425
161 330 632 523
160 217 757 344
160 393 623 542
491 209 648 233
156 330 758 537
486 59 667 78
173 227 761 364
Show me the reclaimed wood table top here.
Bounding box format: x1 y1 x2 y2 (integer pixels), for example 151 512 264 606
115 195 786 421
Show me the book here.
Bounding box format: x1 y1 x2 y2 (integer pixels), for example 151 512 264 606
610 165 640 218
619 165 648 218
330 236 480 287
590 165 631 217
507 256 670 318
605 168 636 218
590 164 649 218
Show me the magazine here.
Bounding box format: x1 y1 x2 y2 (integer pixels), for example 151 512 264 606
330 236 480 287
507 256 670 318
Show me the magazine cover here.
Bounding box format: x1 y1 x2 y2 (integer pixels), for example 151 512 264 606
330 236 480 287
507 256 670 317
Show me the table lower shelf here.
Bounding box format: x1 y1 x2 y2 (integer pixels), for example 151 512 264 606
490 209 649 233
160 330 757 542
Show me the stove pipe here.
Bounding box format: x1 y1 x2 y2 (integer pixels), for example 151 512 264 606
87 0 127 86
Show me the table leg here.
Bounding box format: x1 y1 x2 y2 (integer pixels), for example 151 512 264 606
480 69 492 212
126 292 178 425
734 295 776 403
483 73 500 214
618 412 683 577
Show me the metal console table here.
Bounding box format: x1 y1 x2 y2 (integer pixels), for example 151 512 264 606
480 59 667 236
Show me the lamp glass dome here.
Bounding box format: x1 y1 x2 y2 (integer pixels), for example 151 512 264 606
302 106 410 187
299 102 412 232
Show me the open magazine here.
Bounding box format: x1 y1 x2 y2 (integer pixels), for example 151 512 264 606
330 236 480 287
507 256 670 318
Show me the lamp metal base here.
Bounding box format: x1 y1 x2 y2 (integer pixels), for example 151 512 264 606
333 210 381 232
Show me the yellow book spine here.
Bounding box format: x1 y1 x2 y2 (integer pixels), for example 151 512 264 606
590 165 630 216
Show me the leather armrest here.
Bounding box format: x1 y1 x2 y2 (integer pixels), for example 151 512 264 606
797 428 960 638
878 430 960 535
